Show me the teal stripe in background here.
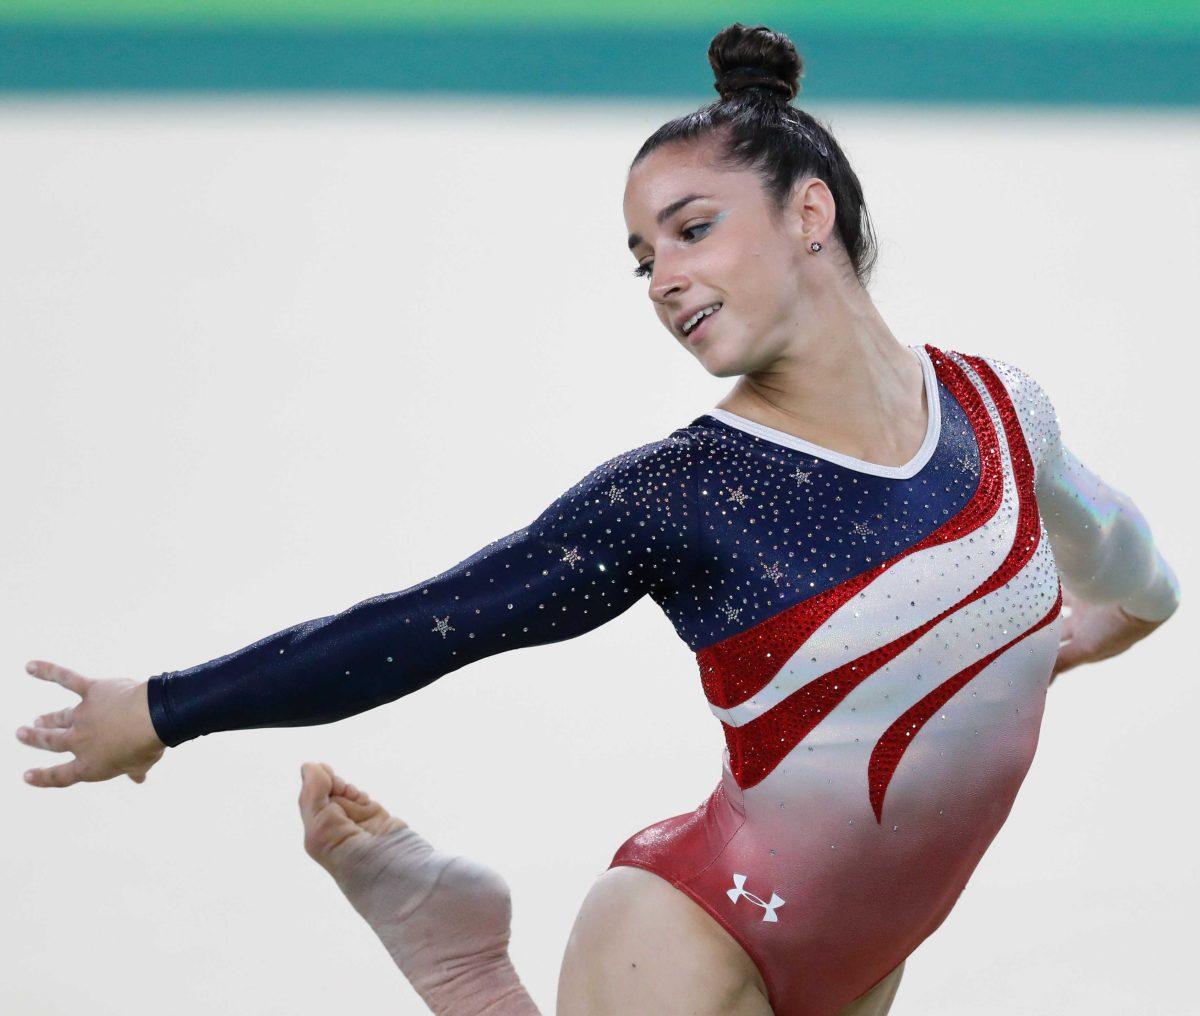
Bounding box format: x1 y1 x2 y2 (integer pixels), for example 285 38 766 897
0 24 1196 105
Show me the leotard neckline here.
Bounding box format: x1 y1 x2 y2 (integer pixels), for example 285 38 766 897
700 343 942 480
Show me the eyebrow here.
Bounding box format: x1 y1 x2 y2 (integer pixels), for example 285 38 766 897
627 193 714 251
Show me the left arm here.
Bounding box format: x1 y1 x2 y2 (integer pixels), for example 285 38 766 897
989 357 1180 678
1038 440 1180 677
1037 438 1180 623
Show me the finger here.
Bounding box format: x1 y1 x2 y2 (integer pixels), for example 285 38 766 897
34 706 75 729
24 760 83 789
25 661 91 697
15 726 72 753
328 769 349 798
298 762 332 821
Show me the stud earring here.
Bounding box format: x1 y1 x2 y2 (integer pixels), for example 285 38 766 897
809 241 822 253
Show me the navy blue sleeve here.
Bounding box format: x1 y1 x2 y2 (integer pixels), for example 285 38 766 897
146 432 699 747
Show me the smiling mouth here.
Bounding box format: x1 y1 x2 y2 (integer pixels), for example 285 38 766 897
681 303 722 336
684 305 721 341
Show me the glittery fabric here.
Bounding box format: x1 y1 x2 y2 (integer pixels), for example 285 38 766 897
146 342 1178 1016
696 350 1005 795
610 345 1174 1016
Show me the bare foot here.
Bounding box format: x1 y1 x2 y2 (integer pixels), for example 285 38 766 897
299 761 408 866
297 762 540 1015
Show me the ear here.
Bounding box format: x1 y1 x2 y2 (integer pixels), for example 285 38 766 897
784 176 835 248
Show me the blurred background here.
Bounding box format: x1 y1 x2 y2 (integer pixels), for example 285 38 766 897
4 3 1196 1014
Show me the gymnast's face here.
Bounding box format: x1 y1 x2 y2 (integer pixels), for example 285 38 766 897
623 135 833 377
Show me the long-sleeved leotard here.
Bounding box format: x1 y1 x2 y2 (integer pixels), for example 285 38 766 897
992 357 1179 623
146 344 1179 1016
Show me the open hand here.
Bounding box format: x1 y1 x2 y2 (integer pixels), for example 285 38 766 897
17 661 165 788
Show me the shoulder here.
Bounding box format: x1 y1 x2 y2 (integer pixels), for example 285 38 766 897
525 424 705 558
559 425 707 497
941 347 1062 469
936 346 1055 413
528 424 710 538
972 352 1058 426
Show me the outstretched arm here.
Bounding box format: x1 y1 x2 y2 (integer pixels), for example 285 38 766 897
19 431 698 785
146 432 698 747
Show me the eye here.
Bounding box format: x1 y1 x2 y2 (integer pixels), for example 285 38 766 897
630 221 713 280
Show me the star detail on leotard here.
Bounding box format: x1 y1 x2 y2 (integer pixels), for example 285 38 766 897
760 560 784 585
560 546 583 569
431 615 455 639
791 467 813 485
850 521 875 538
721 600 743 623
955 451 976 474
604 484 626 504
726 484 750 508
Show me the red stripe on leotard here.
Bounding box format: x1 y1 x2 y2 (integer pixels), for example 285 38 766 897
697 348 1007 790
865 353 1061 820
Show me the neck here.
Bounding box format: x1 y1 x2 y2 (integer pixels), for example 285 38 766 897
716 286 927 462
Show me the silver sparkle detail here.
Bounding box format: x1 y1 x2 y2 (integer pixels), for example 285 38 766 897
431 615 455 639
726 484 750 507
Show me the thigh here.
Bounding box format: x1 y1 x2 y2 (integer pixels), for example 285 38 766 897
834 959 906 1016
556 865 772 1016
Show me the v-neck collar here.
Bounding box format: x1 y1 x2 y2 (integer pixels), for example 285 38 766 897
701 344 942 479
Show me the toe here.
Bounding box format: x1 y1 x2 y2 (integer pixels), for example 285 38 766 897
329 770 349 797
298 763 333 824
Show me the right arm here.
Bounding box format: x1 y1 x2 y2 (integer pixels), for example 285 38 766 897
166 433 699 737
21 432 699 784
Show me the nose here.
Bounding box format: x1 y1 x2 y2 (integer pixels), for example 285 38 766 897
649 255 689 305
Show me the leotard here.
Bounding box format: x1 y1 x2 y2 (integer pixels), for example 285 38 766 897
146 343 1180 1015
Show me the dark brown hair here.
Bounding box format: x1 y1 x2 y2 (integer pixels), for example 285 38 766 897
632 22 879 288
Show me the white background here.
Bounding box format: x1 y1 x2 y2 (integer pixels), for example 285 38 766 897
3 97 1196 1015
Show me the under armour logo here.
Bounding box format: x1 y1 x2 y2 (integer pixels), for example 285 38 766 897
727 873 785 923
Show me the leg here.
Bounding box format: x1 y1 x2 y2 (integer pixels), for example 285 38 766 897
834 959 905 1016
298 762 539 1015
557 865 773 1016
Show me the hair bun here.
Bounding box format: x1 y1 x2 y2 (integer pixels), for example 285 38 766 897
709 23 803 103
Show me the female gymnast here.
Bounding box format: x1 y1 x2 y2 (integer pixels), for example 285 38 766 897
18 22 1180 1016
